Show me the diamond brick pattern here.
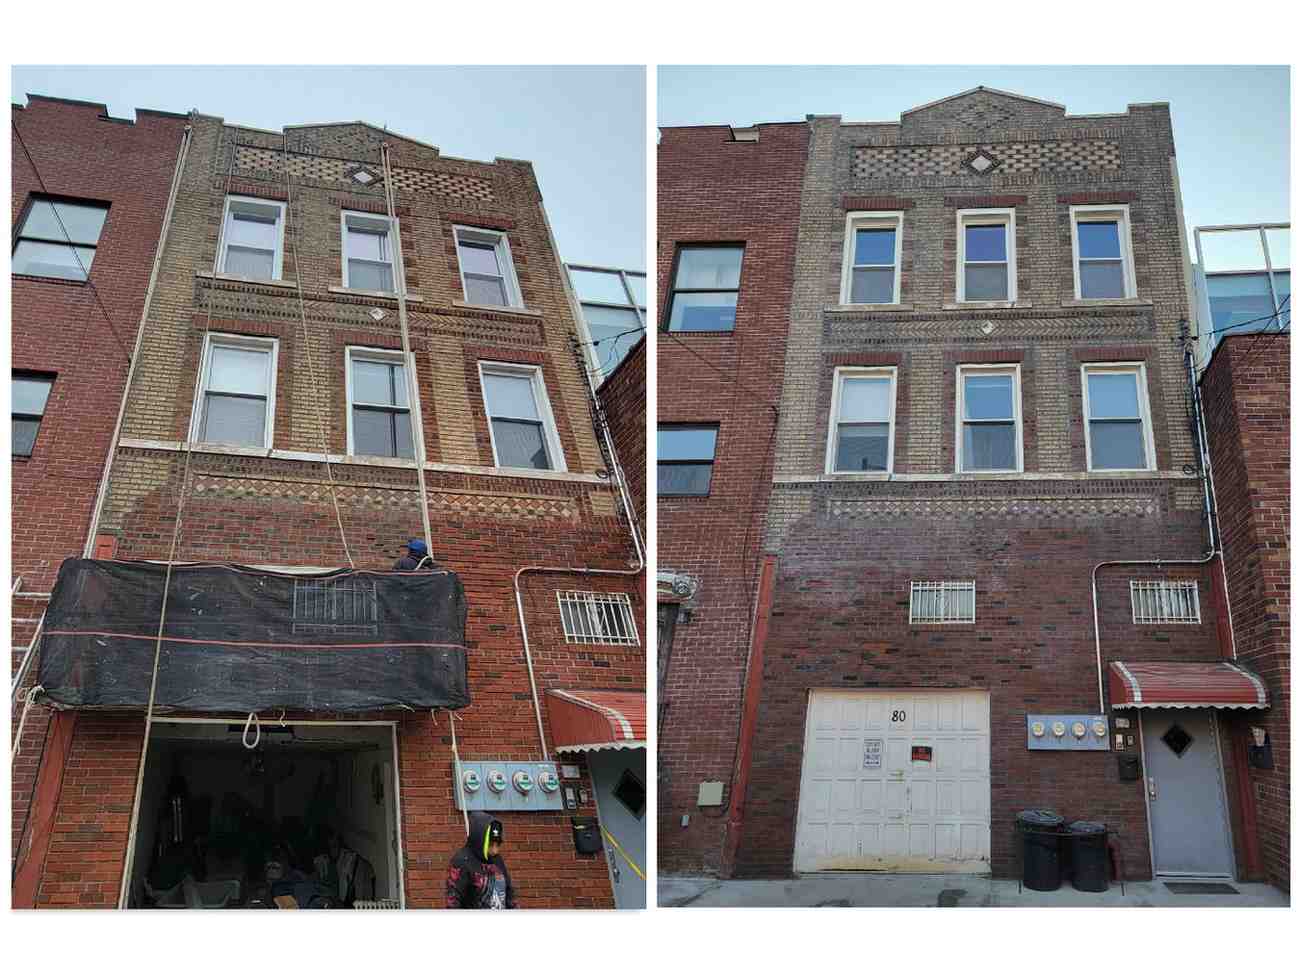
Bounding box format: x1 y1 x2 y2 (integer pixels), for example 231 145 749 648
827 493 1158 520
235 144 495 202
851 140 1122 180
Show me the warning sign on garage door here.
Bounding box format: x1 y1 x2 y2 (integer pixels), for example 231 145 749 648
863 739 883 769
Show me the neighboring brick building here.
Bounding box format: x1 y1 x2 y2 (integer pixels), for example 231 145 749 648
1200 333 1290 890
15 110 645 908
597 336 647 544
713 88 1273 884
11 95 190 897
656 121 808 875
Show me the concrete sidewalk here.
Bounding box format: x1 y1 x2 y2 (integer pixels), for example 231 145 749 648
660 874 1289 908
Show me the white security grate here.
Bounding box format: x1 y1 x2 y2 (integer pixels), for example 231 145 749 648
557 591 640 646
1131 580 1201 624
352 898 400 909
909 581 976 624
292 576 380 635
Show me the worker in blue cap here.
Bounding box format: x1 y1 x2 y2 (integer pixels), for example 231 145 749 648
393 538 436 571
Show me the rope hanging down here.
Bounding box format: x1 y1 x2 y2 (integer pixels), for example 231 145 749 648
11 686 44 763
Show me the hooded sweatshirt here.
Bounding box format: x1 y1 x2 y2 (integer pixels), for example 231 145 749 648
446 811 517 909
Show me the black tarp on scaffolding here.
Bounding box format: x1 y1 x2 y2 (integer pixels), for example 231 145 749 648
38 559 471 713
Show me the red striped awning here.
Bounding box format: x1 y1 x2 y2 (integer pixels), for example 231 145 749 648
1108 661 1269 709
545 689 646 753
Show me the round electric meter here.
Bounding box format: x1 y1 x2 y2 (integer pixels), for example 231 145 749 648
1072 721 1087 739
538 770 560 793
512 770 535 794
486 770 507 793
1052 721 1066 738
1092 720 1108 738
1030 721 1046 738
462 769 482 793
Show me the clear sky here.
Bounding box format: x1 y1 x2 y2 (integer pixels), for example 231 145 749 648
11 65 647 271
659 65 1291 260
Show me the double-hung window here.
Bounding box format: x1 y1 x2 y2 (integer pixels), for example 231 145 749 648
191 334 278 449
342 211 396 293
841 212 902 305
658 425 719 496
826 367 896 474
666 245 743 332
1081 363 1155 472
479 363 564 470
12 372 54 457
957 208 1016 302
347 348 414 459
217 196 285 281
455 226 522 308
13 196 109 281
957 365 1022 473
1071 205 1135 300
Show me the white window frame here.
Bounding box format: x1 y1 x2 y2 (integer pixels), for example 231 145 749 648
556 591 641 646
824 366 897 475
955 363 1023 473
1080 361 1157 473
188 332 279 449
1130 580 1201 625
956 207 1017 303
215 195 286 281
909 580 976 625
1070 204 1137 300
340 210 399 294
839 210 903 305
344 346 417 458
477 361 567 472
454 225 523 309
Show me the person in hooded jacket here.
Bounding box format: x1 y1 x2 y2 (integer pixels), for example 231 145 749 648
393 538 436 572
446 811 517 909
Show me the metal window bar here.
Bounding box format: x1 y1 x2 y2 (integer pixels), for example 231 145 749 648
909 581 976 624
556 591 639 646
292 576 380 635
1130 580 1200 624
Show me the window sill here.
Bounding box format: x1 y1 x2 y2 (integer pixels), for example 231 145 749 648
198 271 298 290
944 300 1031 310
662 328 735 337
451 300 540 317
778 469 1183 484
826 302 914 313
1062 297 1151 308
329 286 426 303
12 273 89 288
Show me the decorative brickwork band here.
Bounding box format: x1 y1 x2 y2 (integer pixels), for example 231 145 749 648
944 194 1029 209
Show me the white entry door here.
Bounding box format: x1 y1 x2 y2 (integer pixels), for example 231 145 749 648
793 689 991 873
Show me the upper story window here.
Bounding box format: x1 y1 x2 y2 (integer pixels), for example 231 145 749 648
346 347 413 459
826 367 896 474
478 363 564 470
12 372 54 457
567 265 647 382
341 211 396 293
658 425 719 497
957 208 1016 303
217 196 285 281
666 245 743 332
1071 205 1135 300
1081 363 1155 472
13 197 109 281
191 334 278 449
957 364 1022 473
455 226 523 308
840 212 902 305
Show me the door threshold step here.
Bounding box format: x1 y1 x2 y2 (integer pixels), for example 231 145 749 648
1163 881 1239 895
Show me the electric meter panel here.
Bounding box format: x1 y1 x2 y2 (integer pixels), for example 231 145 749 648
455 761 563 811
1026 714 1110 751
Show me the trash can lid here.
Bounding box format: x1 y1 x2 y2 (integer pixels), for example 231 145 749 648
1068 820 1107 833
1017 809 1064 826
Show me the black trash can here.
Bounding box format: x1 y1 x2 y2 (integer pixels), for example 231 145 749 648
1017 809 1065 891
1067 821 1109 892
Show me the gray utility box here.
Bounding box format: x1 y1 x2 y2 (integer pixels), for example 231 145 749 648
455 760 563 812
1026 714 1110 751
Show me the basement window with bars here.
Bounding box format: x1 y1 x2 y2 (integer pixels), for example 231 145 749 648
1131 580 1201 625
909 581 976 624
292 576 380 635
557 591 640 646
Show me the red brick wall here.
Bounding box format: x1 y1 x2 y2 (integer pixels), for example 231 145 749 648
597 337 647 543
10 96 188 871
657 122 808 874
1201 334 1291 890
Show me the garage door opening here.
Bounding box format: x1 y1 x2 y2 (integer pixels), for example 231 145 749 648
125 719 403 909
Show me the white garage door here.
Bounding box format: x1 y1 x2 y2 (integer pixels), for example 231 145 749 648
793 689 991 873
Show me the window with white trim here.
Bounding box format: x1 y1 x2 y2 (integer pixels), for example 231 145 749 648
191 334 278 449
346 347 413 458
217 196 285 281
1131 580 1201 624
557 591 640 646
826 367 896 474
1071 205 1135 300
1081 363 1155 472
957 364 1022 472
341 211 396 292
910 581 976 624
13 196 109 281
455 226 522 308
478 362 564 470
957 208 1016 302
841 211 902 305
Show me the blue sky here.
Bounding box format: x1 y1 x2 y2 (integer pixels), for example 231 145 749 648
11 65 647 270
660 66 1291 262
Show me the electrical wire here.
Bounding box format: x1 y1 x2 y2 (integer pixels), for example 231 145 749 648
1191 294 1290 339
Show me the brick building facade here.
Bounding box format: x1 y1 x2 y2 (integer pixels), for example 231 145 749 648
597 336 646 545
656 122 808 875
14 110 645 908
11 95 190 900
